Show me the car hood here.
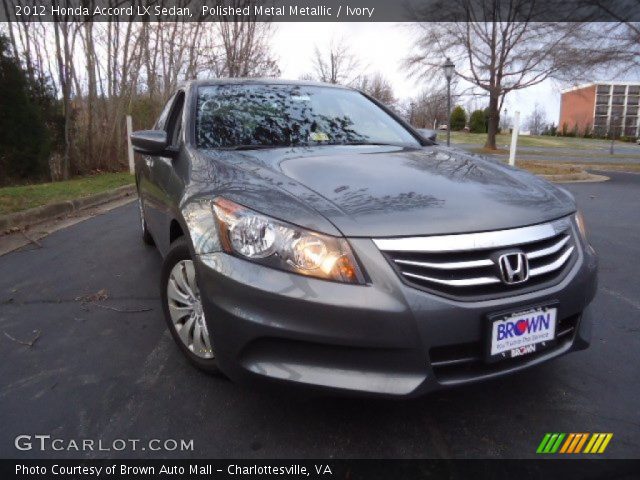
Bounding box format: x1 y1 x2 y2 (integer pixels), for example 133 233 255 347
198 145 576 238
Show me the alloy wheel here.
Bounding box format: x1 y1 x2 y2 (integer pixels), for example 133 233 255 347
166 260 214 359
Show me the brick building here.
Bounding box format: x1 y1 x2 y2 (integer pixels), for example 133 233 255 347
559 82 640 138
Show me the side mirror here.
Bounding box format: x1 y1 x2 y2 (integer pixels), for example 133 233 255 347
416 128 437 142
131 130 170 155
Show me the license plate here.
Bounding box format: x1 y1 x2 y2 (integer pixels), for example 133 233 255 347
487 305 557 362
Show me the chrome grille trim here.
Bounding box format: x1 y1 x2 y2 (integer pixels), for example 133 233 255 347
375 217 578 299
372 217 571 253
403 272 501 287
394 258 493 270
530 246 575 277
527 235 570 260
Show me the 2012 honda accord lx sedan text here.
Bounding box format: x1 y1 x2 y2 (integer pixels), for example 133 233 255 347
131 79 598 397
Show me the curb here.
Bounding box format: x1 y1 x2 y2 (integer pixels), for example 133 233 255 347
0 184 136 233
539 172 610 183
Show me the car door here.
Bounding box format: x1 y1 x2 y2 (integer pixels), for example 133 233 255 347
148 91 187 256
138 93 177 243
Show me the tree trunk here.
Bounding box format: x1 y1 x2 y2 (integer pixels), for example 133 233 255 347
484 89 500 150
52 20 71 180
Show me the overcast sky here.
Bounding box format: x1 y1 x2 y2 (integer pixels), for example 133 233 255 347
272 22 568 125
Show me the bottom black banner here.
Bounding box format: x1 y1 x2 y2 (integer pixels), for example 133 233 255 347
2 459 639 480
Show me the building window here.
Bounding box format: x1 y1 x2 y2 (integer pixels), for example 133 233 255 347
612 96 625 106
593 125 608 137
613 85 627 95
625 116 637 127
596 85 611 94
595 105 609 116
627 105 639 116
596 94 610 105
627 95 640 107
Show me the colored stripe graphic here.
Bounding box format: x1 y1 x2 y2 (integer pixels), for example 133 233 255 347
584 433 613 453
574 433 589 453
567 433 583 453
538 433 613 454
550 433 565 453
559 433 575 453
584 433 599 453
598 433 613 453
537 433 552 453
536 433 565 453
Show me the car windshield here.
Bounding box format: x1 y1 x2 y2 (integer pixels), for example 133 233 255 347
195 84 421 149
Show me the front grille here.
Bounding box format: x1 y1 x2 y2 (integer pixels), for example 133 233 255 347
429 313 581 384
373 217 578 301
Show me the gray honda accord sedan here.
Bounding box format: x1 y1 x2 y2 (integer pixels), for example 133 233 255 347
131 79 597 397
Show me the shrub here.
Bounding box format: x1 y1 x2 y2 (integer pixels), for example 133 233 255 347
0 35 56 184
450 105 467 131
469 109 487 133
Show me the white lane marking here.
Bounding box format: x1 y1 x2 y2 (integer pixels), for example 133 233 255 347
601 287 640 311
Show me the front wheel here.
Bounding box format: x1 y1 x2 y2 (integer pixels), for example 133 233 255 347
160 237 220 374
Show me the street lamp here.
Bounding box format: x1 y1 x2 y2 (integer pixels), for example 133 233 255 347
443 57 455 146
610 115 619 155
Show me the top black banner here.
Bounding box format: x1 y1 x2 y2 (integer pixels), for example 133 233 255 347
2 0 640 22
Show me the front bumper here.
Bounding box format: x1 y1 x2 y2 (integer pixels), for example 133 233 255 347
194 237 598 397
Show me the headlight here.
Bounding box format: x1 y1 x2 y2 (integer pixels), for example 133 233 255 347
212 198 366 284
575 210 588 241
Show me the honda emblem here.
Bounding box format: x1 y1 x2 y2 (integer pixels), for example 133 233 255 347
497 252 529 284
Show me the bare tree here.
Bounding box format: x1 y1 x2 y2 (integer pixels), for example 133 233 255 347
1 4 283 180
584 1 640 74
216 20 279 77
357 73 395 106
526 103 547 135
405 1 618 149
311 37 360 85
407 88 453 129
51 16 79 179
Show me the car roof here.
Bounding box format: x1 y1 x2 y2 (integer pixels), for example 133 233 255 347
181 78 354 91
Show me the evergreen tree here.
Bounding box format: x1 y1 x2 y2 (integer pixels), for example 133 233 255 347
450 105 467 131
469 109 487 133
0 35 57 183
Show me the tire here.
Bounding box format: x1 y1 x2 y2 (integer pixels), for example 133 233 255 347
160 237 221 374
138 194 155 246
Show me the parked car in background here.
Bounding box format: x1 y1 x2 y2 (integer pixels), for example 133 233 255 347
131 79 598 397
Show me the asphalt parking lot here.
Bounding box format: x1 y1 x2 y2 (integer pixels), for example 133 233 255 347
1 171 639 459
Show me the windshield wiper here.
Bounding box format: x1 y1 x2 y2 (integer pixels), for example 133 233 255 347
220 144 282 151
219 142 409 150
341 142 407 147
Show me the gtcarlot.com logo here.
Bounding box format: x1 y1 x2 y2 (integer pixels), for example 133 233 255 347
15 435 194 452
536 433 613 454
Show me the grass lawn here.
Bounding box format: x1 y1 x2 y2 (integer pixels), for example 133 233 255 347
467 146 640 160
516 161 585 176
516 160 640 175
0 172 134 215
450 131 617 150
